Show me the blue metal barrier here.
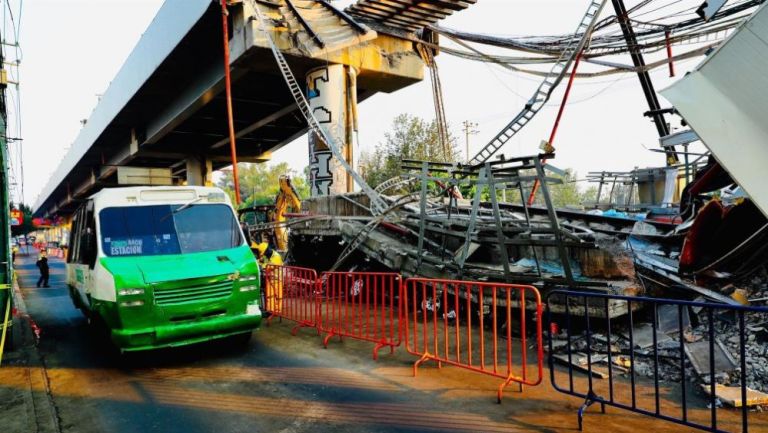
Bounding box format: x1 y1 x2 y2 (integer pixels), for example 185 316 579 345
546 290 768 433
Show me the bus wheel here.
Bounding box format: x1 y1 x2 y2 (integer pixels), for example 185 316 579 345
86 315 114 352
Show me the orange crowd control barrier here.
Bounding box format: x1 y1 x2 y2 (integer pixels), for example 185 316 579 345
317 272 402 360
264 264 319 335
403 278 543 402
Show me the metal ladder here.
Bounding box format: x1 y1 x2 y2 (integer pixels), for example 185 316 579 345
252 2 389 216
469 0 607 165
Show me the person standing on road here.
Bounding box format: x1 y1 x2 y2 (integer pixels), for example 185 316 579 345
36 252 50 288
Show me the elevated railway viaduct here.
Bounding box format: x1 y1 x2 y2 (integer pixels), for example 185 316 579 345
33 0 476 218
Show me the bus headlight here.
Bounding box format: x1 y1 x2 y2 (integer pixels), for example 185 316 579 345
239 275 258 282
118 288 144 296
119 300 145 307
239 285 259 292
246 301 260 316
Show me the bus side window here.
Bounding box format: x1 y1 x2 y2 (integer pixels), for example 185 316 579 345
67 212 78 264
69 205 84 264
68 201 95 266
84 201 97 268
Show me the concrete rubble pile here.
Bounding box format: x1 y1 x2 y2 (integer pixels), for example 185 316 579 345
289 154 768 412
549 269 768 408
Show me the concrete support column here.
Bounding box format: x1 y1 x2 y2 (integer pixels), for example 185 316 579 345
306 64 358 197
185 156 213 186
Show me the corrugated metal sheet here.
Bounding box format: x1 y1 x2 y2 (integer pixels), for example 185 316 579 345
346 0 477 32
661 3 768 217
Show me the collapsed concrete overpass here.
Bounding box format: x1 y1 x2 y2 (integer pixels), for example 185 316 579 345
33 0 476 218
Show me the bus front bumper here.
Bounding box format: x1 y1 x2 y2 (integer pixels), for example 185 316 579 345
111 309 262 352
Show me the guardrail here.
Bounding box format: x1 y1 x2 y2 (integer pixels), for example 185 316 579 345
403 278 543 402
264 264 320 335
317 272 401 360
546 290 767 433
261 266 545 401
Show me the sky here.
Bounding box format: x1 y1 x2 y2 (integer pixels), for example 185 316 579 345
7 0 716 207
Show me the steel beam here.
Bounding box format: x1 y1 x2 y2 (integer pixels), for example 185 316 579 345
144 61 227 146
610 0 676 163
210 103 298 149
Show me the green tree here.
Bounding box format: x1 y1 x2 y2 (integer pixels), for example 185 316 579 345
580 185 598 207
217 162 309 208
523 168 584 208
359 114 460 191
547 169 583 208
359 114 598 208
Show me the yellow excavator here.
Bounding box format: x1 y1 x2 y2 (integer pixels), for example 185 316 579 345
273 175 302 253
239 174 302 256
240 175 301 315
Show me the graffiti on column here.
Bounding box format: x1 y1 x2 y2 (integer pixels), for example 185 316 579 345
307 67 335 196
310 150 333 196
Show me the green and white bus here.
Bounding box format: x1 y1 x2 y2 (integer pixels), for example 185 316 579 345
66 186 262 351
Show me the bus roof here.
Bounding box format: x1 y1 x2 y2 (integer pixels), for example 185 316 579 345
88 186 233 210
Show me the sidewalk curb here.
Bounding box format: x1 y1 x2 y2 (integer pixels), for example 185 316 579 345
4 262 61 433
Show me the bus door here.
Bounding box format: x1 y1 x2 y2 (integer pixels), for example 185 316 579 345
67 200 97 307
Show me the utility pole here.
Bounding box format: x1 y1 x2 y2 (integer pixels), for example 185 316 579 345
462 120 479 164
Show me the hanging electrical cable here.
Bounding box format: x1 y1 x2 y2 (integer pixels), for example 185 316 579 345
431 0 762 62
416 43 451 160
2 0 23 205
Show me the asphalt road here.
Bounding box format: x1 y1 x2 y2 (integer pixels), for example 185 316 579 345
4 253 767 433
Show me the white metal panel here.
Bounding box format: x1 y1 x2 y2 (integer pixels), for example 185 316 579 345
659 130 699 147
698 0 728 21
661 3 768 217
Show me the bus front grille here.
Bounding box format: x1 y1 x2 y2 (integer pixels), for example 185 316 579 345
153 281 233 305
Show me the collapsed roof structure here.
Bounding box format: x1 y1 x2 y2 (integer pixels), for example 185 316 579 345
270 0 768 318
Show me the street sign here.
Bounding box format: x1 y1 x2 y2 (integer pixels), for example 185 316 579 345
10 209 23 226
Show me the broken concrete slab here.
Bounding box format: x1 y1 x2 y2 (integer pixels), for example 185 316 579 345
656 304 690 335
591 333 621 354
684 339 738 377
701 384 768 408
553 353 609 378
548 338 569 352
631 221 660 236
627 323 673 349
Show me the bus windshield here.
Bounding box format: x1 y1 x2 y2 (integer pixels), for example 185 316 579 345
99 204 243 257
